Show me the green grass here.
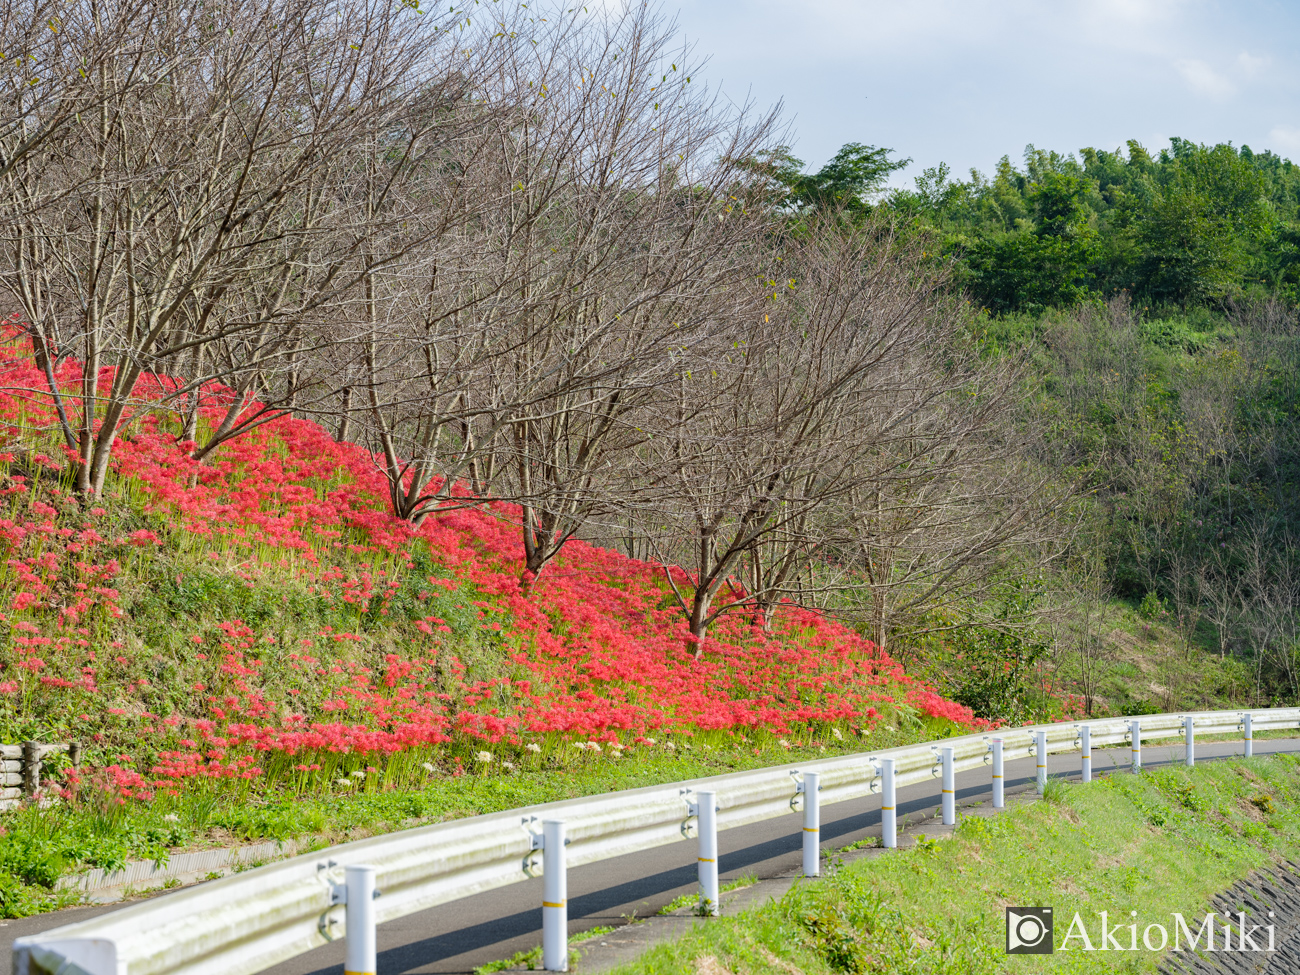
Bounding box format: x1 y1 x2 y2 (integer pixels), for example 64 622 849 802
608 753 1300 975
0 731 942 919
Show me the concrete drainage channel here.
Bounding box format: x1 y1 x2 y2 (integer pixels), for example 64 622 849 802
1159 862 1300 975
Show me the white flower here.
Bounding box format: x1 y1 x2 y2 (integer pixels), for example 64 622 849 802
832 728 844 741
475 750 493 763
644 737 657 746
334 778 353 788
665 742 677 752
778 739 792 749
502 761 517 771
573 741 589 751
586 742 602 753
525 743 543 754
163 813 180 823
886 725 896 733
421 762 436 773
350 769 366 778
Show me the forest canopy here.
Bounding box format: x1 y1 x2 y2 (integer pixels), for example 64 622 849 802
763 138 1300 315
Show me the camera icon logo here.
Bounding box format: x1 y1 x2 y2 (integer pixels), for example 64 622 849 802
1006 906 1053 954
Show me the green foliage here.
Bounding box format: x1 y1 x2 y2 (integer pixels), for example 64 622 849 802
882 137 1300 313
737 143 910 216
1135 142 1271 305
1138 591 1166 620
952 286 1300 710
936 624 1050 724
962 228 1097 313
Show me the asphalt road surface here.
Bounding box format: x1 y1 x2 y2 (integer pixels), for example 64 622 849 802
5 737 1299 975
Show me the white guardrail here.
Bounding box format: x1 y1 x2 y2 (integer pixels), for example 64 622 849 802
14 707 1300 975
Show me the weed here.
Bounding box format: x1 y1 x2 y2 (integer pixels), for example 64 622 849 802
473 925 620 974
1042 776 1068 804
837 836 880 853
721 874 758 892
656 890 705 915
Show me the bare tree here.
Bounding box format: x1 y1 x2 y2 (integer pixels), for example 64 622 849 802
641 221 973 649
347 3 780 594
835 440 1074 658
1055 534 1112 716
0 0 171 184
0 0 465 497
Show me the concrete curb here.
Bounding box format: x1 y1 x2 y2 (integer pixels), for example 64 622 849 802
55 837 315 903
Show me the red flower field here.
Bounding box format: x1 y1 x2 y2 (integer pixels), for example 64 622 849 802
0 333 982 801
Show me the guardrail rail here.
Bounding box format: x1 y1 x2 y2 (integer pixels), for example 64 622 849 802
14 707 1300 975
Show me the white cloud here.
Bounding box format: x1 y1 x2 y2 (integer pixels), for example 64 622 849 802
1237 50 1270 78
1175 58 1237 100
668 0 1300 174
1268 125 1300 158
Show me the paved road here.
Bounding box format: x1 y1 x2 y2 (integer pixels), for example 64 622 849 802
5 737 1298 975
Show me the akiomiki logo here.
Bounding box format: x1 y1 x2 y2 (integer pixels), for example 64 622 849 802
1006 906 1278 954
1006 907 1053 954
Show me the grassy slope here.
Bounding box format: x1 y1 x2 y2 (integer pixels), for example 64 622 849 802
610 754 1300 975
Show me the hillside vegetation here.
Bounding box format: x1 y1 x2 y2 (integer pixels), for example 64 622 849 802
612 754 1300 975
753 136 1300 716
0 330 975 763
0 333 984 915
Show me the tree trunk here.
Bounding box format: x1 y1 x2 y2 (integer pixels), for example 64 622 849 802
688 581 715 656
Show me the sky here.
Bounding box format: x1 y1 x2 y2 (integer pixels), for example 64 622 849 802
665 0 1300 189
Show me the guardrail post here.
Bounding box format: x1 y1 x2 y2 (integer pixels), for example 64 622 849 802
1185 716 1195 767
881 758 896 848
1130 719 1141 772
343 865 377 975
1244 712 1253 758
697 791 719 916
940 746 955 825
801 772 820 877
991 738 1004 808
1035 730 1047 795
1080 725 1091 783
542 819 568 971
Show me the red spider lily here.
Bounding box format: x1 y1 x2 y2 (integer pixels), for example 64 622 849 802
0 329 992 802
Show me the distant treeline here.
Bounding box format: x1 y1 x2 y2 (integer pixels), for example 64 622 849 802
754 137 1300 314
